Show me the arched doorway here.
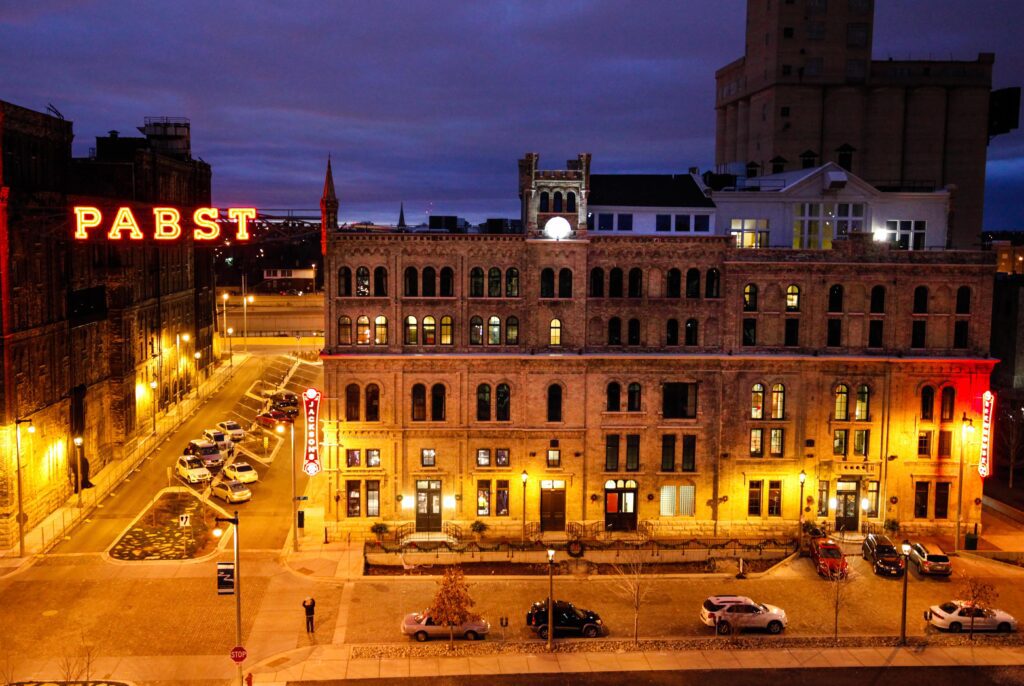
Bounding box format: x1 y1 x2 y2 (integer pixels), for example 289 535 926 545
604 479 638 531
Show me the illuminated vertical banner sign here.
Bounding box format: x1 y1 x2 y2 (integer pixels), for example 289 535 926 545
302 388 322 476
979 390 995 478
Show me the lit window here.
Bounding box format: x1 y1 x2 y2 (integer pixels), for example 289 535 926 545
549 319 562 346
751 383 765 419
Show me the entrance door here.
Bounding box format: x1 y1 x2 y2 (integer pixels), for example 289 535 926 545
416 479 442 532
540 480 566 532
604 479 638 532
835 480 859 533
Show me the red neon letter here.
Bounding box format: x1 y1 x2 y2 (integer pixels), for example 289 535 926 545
228 207 256 241
107 207 145 240
74 207 103 239
153 207 182 240
192 208 220 240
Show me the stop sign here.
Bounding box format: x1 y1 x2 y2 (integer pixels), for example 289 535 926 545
230 646 247 664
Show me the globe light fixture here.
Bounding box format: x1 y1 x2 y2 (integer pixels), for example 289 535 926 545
543 216 571 240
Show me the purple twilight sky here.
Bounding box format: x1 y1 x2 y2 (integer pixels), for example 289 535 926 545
2 1 1022 228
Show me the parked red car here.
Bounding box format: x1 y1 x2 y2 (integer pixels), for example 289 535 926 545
256 410 291 427
809 537 849 579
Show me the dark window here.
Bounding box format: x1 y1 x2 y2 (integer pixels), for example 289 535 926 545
617 214 633 231
338 267 352 297
935 483 950 519
785 319 799 346
469 316 483 345
682 435 696 472
742 318 757 346
338 316 352 345
346 383 360 421
558 268 573 298
940 387 955 421
347 480 361 517
506 268 520 297
367 481 380 517
743 284 758 311
666 269 681 298
412 384 426 421
921 386 935 420
355 267 370 296
685 319 699 346
469 268 484 297
911 321 926 348
914 482 929 518
767 480 782 517
365 384 380 422
827 319 841 347
605 435 620 471
801 151 818 169
627 318 640 345
553 192 563 213
422 267 436 297
496 384 511 421
705 269 720 298
373 267 388 296
627 382 642 411
539 192 549 212
625 435 640 471
440 267 455 297
686 269 701 299
870 285 885 313
430 384 446 421
547 385 563 422
783 26 794 38
663 383 698 419
868 320 883 348
837 147 854 171
661 435 676 471
828 285 844 313
938 430 952 458
913 286 929 314
607 382 621 412
540 268 555 298
694 216 710 232
488 268 501 297
609 268 624 297
403 267 418 297
590 268 604 297
598 213 613 231
817 481 829 516
505 316 518 345
675 215 691 232
656 214 671 232
496 480 510 516
496 449 510 467
956 286 971 315
833 429 848 456
628 268 643 298
567 192 576 212
954 321 968 348
608 318 622 345
748 480 763 516
477 384 491 421
666 319 679 346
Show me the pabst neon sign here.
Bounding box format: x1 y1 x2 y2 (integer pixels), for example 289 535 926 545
73 206 256 241
302 387 322 477
979 390 994 478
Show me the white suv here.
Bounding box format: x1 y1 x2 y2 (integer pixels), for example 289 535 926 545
703 596 788 635
176 456 211 484
700 595 753 627
202 429 232 454
185 439 224 471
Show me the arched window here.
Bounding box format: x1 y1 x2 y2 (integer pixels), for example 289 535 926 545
549 319 562 346
834 384 849 420
940 387 955 421
606 382 621 411
553 191 563 212
488 267 502 297
743 284 758 312
539 191 549 213
913 286 929 314
487 316 501 345
440 267 455 297
686 269 701 299
373 266 388 296
547 384 563 422
666 318 679 346
628 268 643 298
870 285 885 314
590 267 605 297
771 384 785 419
540 268 555 298
609 268 624 297
422 267 436 297
422 316 436 345
666 268 682 298
685 318 699 346
431 384 446 421
627 382 642 412
345 383 360 421
404 316 418 345
751 383 765 419
921 386 935 420
338 267 352 297
338 316 352 345
496 383 511 421
469 268 484 297
705 269 721 298
411 384 426 421
627 318 640 345
469 316 483 345
828 285 844 313
403 267 418 297
356 316 371 345
786 285 800 312
608 317 622 345
476 383 492 421
506 268 519 297
365 384 380 422
558 268 573 298
374 315 388 345
440 316 453 345
356 267 370 296
505 316 519 345
956 286 971 314
855 384 870 420
567 192 576 212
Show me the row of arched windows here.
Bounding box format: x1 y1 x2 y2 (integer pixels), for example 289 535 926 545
607 382 642 412
338 315 389 345
403 315 454 345
921 386 956 422
344 383 380 422
339 266 388 297
744 284 802 312
469 267 519 298
403 267 456 297
665 268 721 299
539 190 577 213
751 384 786 420
833 384 871 421
467 316 519 345
338 315 561 346
588 267 721 299
476 383 511 421
741 284 972 316
411 383 447 422
540 268 572 298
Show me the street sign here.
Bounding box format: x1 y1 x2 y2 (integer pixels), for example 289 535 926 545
217 562 235 595
230 645 247 664
295 495 309 501
179 514 191 527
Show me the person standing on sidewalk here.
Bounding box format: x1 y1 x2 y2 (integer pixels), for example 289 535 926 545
302 597 316 632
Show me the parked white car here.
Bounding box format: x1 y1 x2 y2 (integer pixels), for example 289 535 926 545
175 456 211 484
926 601 1017 633
708 599 788 635
202 429 232 454
211 479 252 504
700 595 754 627
216 420 245 442
223 461 258 484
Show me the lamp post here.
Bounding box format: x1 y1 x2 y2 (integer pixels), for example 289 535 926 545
213 513 243 686
227 328 234 367
899 541 911 645
955 412 975 553
73 436 84 508
860 497 870 535
194 351 202 400
243 294 253 352
174 333 182 406
798 470 807 535
221 292 229 336
149 380 158 434
546 548 556 651
521 470 528 544
278 422 298 552
14 418 33 557
311 262 317 293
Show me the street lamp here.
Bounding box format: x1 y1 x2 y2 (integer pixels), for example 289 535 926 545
73 436 84 508
521 470 529 544
149 380 158 434
311 262 317 293
547 548 556 651
213 512 243 686
860 497 870 534
278 422 298 552
955 412 975 553
194 351 202 400
243 294 254 352
227 327 234 367
798 470 807 534
221 292 229 335
14 418 34 557
900 541 911 644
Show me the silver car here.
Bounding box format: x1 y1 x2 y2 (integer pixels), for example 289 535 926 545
908 542 952 576
401 611 490 642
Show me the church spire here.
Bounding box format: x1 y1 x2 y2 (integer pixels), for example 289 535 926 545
398 201 407 229
320 155 339 255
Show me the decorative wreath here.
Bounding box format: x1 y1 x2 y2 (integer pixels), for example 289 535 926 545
566 540 585 558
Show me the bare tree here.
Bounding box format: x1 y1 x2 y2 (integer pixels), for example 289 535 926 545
826 563 856 641
80 631 98 684
997 403 1024 489
610 549 653 645
429 566 479 648
959 575 999 640
57 652 82 684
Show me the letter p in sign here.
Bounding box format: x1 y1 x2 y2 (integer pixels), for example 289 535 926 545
302 388 322 476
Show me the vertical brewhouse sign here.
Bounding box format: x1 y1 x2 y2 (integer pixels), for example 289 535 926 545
979 390 994 478
302 387 322 476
